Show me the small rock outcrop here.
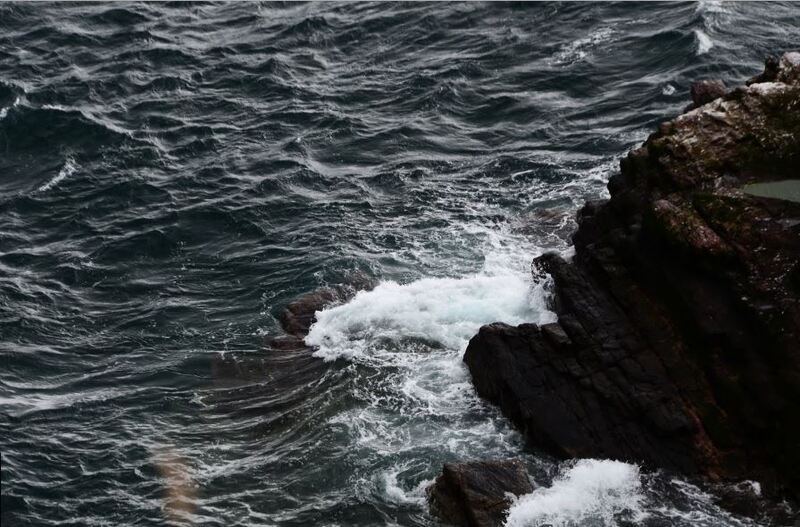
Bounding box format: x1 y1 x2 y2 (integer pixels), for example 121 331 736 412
427 459 533 527
688 79 726 109
464 52 800 506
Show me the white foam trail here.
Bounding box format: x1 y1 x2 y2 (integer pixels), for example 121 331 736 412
694 29 714 55
551 27 615 66
505 459 645 527
0 387 148 417
38 157 78 192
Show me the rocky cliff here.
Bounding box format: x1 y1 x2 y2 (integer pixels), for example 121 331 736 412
464 53 800 503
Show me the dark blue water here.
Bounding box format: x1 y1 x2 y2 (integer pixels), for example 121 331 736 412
2 2 798 526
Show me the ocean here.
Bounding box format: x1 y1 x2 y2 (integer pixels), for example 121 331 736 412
1 2 798 526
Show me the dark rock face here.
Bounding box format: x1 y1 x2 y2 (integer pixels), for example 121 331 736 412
748 52 800 85
465 53 800 503
689 79 726 108
427 459 533 527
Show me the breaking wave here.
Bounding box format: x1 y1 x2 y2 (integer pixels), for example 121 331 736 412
505 459 645 527
695 29 714 55
306 270 553 363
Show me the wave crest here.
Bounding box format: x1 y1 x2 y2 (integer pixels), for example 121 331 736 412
505 459 645 527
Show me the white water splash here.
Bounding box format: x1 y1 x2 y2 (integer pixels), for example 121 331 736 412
376 464 432 506
305 272 551 363
306 209 558 362
38 157 78 192
694 29 714 55
304 234 556 484
505 459 646 527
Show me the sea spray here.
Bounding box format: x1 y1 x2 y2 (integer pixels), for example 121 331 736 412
694 29 714 55
305 273 553 363
505 459 646 527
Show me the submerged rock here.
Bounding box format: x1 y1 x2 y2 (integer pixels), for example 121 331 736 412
275 270 377 344
465 52 800 511
279 287 345 338
428 459 533 527
206 274 379 409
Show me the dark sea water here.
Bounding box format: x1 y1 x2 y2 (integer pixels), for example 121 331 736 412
1 2 798 526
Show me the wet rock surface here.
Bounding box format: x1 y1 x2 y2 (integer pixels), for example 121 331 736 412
427 459 533 527
465 53 800 509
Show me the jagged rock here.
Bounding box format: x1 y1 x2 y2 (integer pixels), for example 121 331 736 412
427 459 533 527
690 79 726 107
465 52 800 511
777 51 800 84
747 55 780 85
711 481 797 526
747 52 800 86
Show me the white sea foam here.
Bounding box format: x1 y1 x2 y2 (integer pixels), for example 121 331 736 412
305 230 556 494
301 165 616 520
306 207 557 363
696 0 729 17
0 96 21 120
505 459 646 527
38 157 78 192
377 465 432 506
551 27 615 66
649 478 763 526
694 29 714 55
306 272 550 362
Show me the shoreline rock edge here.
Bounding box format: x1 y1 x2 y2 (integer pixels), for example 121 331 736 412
464 53 800 514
